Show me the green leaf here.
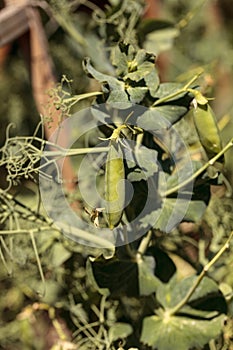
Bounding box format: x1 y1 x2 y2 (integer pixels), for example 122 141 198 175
155 82 185 100
90 248 161 298
83 57 124 91
140 314 225 350
108 322 133 343
137 105 188 129
107 90 130 108
135 145 158 177
79 32 114 74
91 105 112 124
125 61 155 82
139 197 206 232
138 256 161 296
111 45 128 76
156 274 227 315
134 49 150 65
127 168 147 182
127 86 148 103
144 68 160 97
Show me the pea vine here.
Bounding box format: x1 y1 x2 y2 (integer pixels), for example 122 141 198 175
1 1 233 349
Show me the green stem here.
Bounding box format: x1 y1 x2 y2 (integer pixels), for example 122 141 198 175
137 230 153 256
152 73 201 107
62 91 103 104
51 10 86 47
0 226 54 235
176 0 208 30
165 137 233 197
30 230 45 297
169 230 233 316
43 146 109 157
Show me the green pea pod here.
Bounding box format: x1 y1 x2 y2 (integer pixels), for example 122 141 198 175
105 141 125 229
193 103 223 161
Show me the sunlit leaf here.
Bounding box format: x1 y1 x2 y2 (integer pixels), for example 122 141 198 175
155 273 227 317
140 313 225 350
108 322 133 342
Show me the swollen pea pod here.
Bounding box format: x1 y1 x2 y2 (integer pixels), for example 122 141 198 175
105 140 125 229
193 103 223 162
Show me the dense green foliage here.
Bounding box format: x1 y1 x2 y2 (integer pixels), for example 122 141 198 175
0 1 233 349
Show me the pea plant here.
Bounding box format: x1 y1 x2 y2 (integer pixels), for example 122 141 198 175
0 1 233 349
80 41 233 349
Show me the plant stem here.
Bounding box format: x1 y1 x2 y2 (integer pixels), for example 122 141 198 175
165 137 233 197
169 230 233 316
152 73 201 107
137 230 153 256
62 91 103 104
50 8 86 46
43 146 109 157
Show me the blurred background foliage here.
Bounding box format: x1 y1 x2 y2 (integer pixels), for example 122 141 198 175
0 0 233 349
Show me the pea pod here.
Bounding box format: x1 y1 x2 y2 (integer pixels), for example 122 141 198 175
105 141 125 229
193 103 223 160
